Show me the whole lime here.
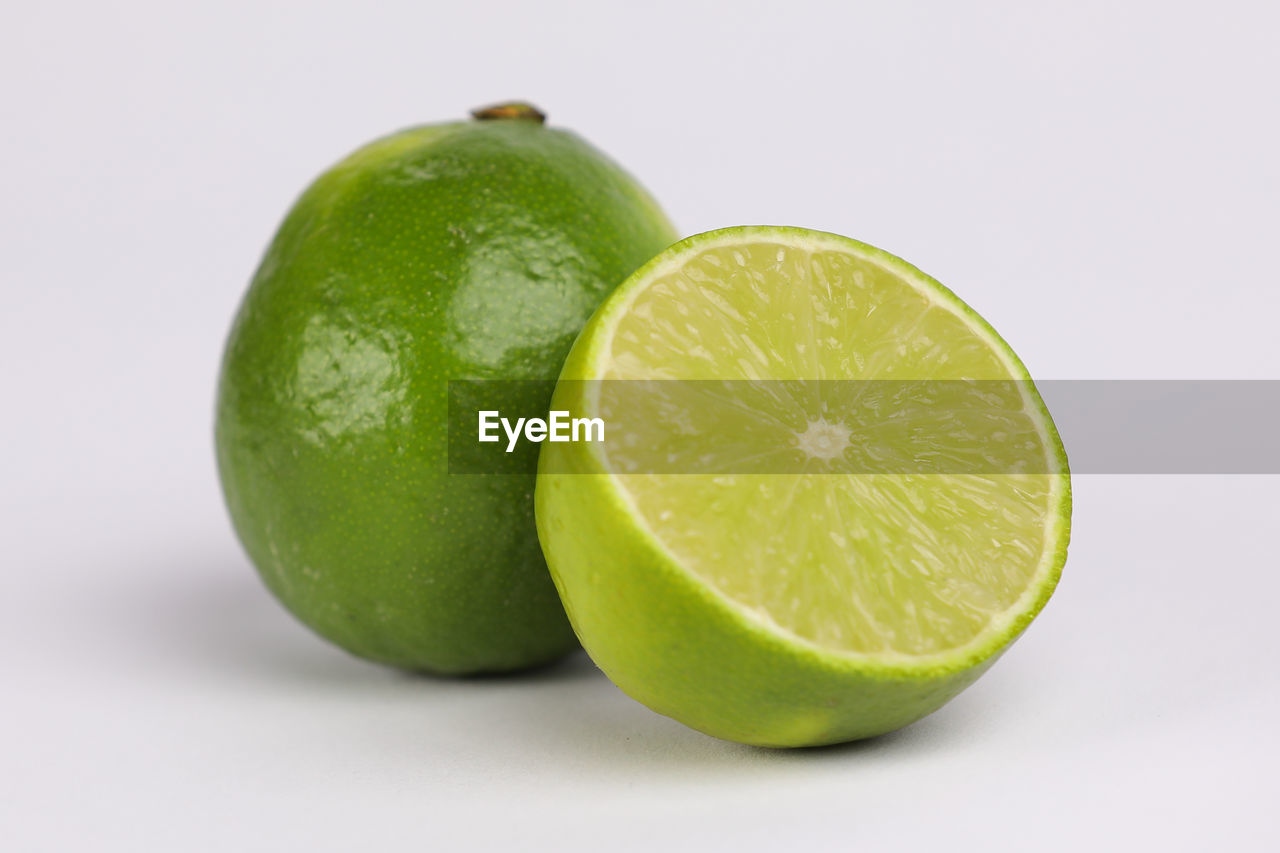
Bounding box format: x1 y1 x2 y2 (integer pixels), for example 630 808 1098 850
216 104 677 674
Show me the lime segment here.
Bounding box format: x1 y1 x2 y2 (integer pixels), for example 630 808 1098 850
536 226 1070 745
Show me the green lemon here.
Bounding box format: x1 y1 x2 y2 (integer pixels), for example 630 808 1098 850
216 103 677 674
535 226 1070 745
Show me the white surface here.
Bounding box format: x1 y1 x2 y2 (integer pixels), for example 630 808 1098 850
3 1 1278 850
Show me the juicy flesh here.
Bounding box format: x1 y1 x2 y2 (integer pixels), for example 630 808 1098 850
600 240 1058 656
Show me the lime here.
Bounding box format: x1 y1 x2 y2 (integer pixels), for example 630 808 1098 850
535 226 1070 745
216 104 677 674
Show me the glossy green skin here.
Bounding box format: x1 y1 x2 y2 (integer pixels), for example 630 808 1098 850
216 117 677 673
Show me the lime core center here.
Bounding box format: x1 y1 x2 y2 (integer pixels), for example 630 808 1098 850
795 417 852 461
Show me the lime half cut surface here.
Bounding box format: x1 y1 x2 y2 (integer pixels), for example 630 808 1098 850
535 226 1071 746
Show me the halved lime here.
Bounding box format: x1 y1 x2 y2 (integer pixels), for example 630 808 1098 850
535 226 1070 746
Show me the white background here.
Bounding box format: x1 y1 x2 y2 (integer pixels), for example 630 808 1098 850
4 1 1278 850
